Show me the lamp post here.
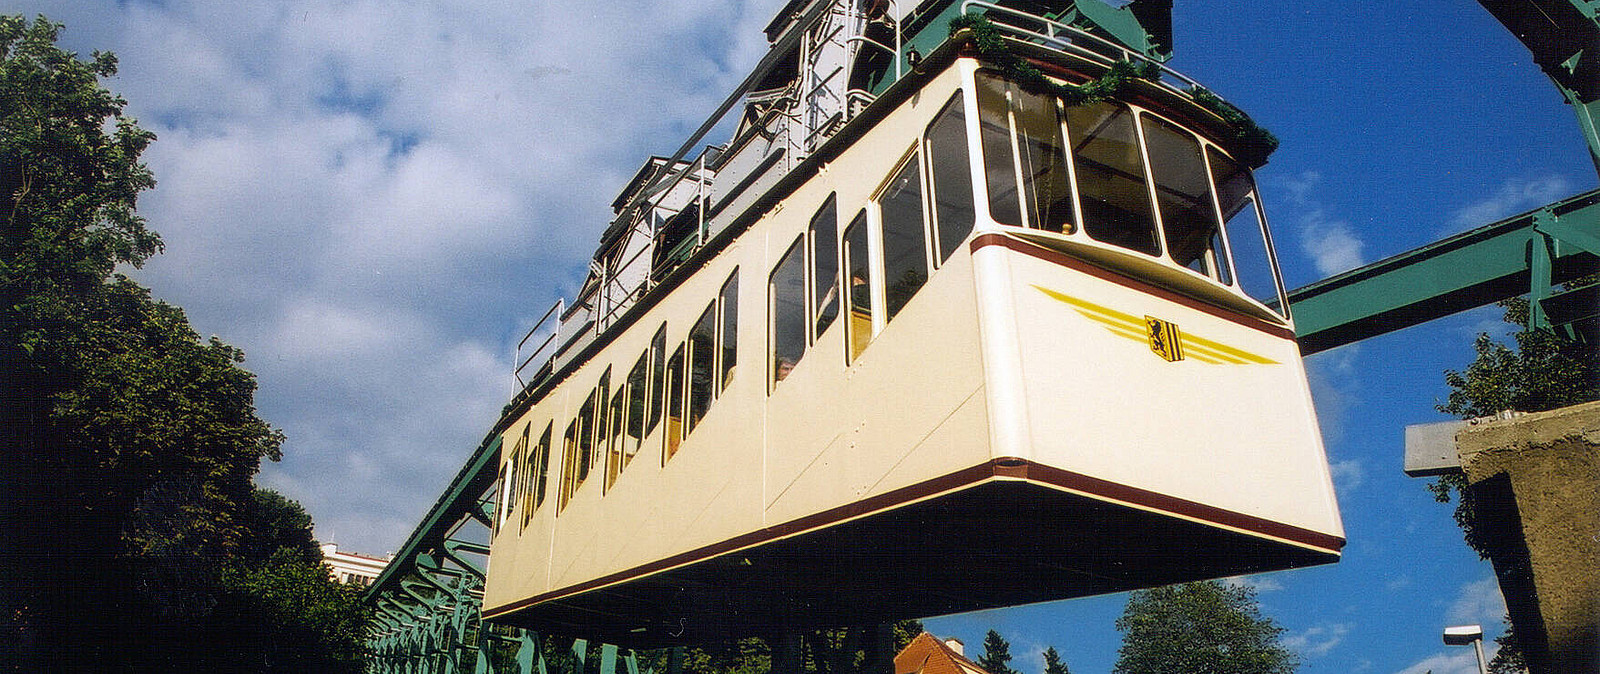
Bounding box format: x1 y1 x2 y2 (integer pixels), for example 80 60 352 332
1443 624 1488 674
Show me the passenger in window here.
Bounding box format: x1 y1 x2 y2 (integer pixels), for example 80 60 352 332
775 356 796 382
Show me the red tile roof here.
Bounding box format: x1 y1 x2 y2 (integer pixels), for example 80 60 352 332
895 632 995 674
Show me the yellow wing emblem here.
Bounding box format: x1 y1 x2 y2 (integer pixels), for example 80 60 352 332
1032 285 1278 365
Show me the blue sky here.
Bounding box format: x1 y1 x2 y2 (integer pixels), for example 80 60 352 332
18 1 1594 673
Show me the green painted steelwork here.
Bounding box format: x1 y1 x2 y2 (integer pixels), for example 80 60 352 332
1477 0 1600 169
1289 190 1600 354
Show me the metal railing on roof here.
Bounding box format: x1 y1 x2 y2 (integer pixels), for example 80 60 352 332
960 0 1205 99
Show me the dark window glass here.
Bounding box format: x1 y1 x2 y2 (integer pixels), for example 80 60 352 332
605 386 626 490
593 371 610 478
843 210 873 362
1014 88 1073 233
810 198 840 338
1208 147 1284 314
719 271 739 391
532 423 552 512
880 157 929 321
506 428 525 526
687 303 715 435
664 344 686 462
560 421 577 510
518 429 533 526
1067 102 1160 255
1143 115 1227 279
519 436 531 524
927 93 976 262
625 353 648 467
494 464 506 536
575 388 596 490
771 237 807 386
977 74 1022 226
646 325 665 438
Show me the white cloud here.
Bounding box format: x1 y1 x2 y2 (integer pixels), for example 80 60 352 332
1329 458 1365 491
1447 576 1507 626
1278 170 1366 277
1391 649 1486 674
1282 622 1351 658
1448 175 1574 232
1305 342 1363 447
1222 574 1285 593
19 0 789 553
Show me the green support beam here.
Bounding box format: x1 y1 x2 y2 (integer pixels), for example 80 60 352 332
1476 0 1600 169
1290 189 1600 354
365 434 501 601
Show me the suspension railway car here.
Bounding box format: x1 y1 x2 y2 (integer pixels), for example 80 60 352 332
480 0 1343 647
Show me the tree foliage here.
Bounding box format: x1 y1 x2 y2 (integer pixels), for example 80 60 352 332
1112 580 1297 674
1438 295 1599 420
1 15 364 672
1042 646 1071 674
632 621 922 674
977 629 1019 674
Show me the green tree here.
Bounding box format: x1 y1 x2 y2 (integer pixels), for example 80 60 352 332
1432 291 1597 674
1 15 362 672
1043 646 1071 674
633 620 922 674
1112 580 1297 674
977 629 1019 674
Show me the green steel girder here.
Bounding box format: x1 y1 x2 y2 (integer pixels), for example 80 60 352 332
1290 189 1600 354
408 569 466 606
366 434 502 602
1476 0 1600 169
440 539 491 580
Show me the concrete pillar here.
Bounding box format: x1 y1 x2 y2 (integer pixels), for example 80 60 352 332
1455 400 1599 674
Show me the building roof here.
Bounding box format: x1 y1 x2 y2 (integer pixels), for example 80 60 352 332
895 632 995 674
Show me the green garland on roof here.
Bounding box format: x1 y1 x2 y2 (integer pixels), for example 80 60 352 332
949 13 1278 168
1185 86 1279 168
949 13 1159 106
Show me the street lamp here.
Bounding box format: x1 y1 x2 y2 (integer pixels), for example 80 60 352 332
1443 624 1488 674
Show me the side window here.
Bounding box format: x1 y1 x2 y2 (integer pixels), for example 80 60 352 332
1208 146 1286 315
646 325 666 439
977 75 1023 226
927 92 976 262
719 271 739 392
842 210 873 363
1014 88 1073 233
1066 101 1160 256
513 425 530 527
505 427 526 528
624 352 649 475
770 237 807 386
663 343 686 462
975 75 1072 234
686 303 716 435
1143 114 1228 280
529 423 551 520
879 153 929 321
810 197 840 338
574 387 597 495
559 420 577 510
494 463 508 536
605 383 627 491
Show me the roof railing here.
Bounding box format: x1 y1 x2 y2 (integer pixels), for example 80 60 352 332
960 0 1204 99
513 298 564 390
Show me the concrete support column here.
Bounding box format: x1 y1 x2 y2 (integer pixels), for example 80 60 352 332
1455 401 1599 674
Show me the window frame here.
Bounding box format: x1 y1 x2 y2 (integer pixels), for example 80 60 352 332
769 234 809 390
969 70 1290 319
871 145 934 327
